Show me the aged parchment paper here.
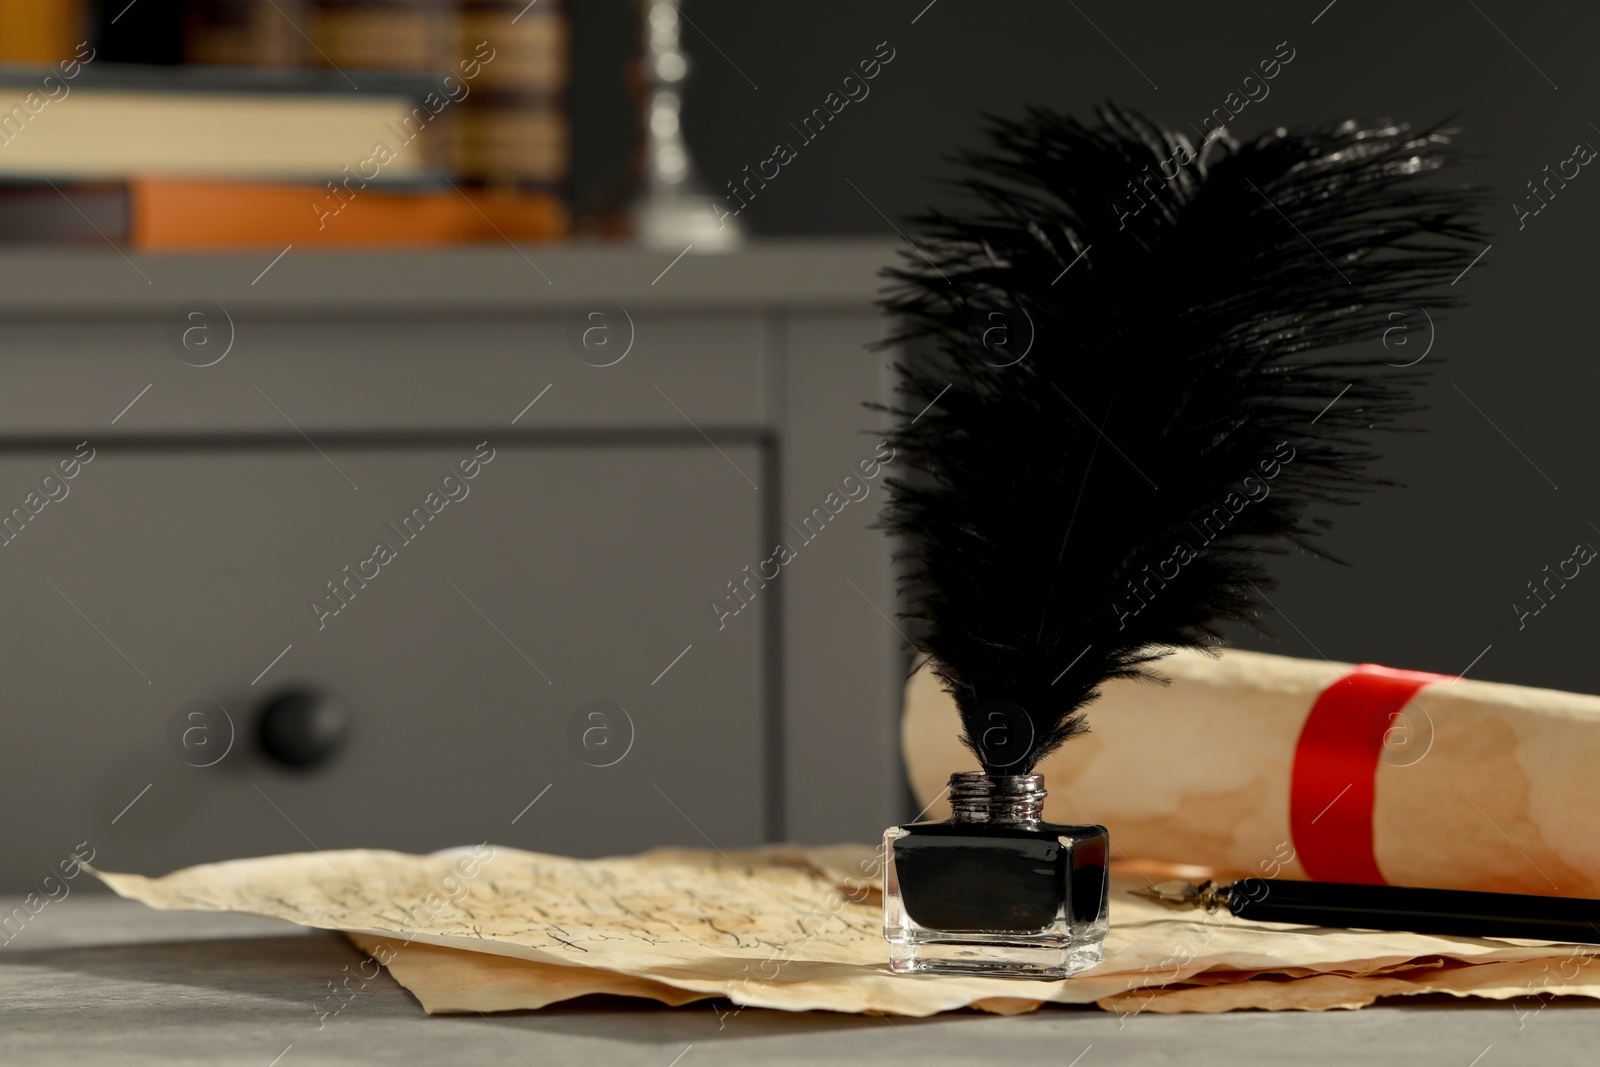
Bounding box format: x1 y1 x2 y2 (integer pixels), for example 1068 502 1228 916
92 843 1600 1016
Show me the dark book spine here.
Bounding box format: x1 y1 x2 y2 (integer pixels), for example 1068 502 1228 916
311 0 456 72
92 0 185 64
185 1 312 68
455 0 570 190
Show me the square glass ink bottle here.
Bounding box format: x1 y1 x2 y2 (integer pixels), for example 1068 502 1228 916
883 771 1109 978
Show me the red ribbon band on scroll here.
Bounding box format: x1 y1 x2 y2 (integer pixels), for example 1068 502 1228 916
1289 663 1452 884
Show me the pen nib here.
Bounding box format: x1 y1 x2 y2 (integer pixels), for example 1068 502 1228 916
1129 880 1204 909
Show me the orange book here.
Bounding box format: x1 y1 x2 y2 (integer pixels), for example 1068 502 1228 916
132 179 567 249
0 178 568 250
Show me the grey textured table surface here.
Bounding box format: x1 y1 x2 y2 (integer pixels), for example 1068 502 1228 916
1 893 1593 1067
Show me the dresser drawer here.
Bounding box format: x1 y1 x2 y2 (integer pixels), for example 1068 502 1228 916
0 442 767 885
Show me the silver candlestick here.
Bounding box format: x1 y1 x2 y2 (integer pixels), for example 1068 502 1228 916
634 0 742 250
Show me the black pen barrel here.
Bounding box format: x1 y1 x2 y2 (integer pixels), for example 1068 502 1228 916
1224 878 1600 944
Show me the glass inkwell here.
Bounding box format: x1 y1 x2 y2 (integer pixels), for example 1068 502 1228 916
883 767 1109 979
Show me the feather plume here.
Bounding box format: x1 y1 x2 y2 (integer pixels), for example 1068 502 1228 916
878 105 1485 774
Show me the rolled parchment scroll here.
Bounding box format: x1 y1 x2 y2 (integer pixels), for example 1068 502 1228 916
903 648 1600 897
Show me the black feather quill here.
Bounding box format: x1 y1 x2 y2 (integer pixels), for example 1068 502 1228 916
878 105 1485 775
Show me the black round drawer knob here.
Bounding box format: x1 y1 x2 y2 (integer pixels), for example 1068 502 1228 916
256 688 350 770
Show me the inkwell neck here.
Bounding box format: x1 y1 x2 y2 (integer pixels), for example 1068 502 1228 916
947 771 1046 824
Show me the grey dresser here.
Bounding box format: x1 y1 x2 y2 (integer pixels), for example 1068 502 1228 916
0 239 907 892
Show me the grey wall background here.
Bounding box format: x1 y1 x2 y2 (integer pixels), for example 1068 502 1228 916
566 0 1600 697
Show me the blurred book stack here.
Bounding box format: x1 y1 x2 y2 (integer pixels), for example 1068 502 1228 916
0 0 569 249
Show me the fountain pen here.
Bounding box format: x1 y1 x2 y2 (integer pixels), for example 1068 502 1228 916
1131 878 1600 944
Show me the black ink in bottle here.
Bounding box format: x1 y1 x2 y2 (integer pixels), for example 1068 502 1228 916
884 771 1109 978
